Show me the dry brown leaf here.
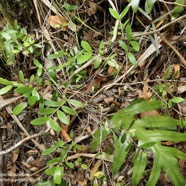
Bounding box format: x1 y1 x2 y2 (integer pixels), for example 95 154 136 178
61 125 72 142
140 110 160 118
103 97 114 105
108 66 116 75
0 96 22 109
12 149 19 163
48 15 68 31
78 179 87 186
161 141 175 146
142 85 153 99
177 85 186 94
90 160 102 180
173 64 180 78
85 0 104 16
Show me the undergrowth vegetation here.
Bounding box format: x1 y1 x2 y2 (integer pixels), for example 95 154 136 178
0 0 186 185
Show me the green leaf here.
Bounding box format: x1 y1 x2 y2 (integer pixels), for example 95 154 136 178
19 71 24 83
110 100 163 131
0 78 12 85
42 146 57 156
90 126 110 152
94 56 102 69
57 110 70 125
130 41 140 51
147 143 186 186
77 52 92 64
55 140 64 147
54 167 64 185
44 100 66 107
46 158 62 166
109 8 120 20
45 166 57 176
68 99 84 107
170 96 184 103
0 85 13 95
119 5 130 19
113 137 132 175
81 41 92 53
62 106 76 116
126 24 132 41
31 116 49 125
145 0 156 14
47 50 64 59
127 52 136 65
81 164 88 170
34 179 55 186
13 102 27 115
48 118 61 132
28 96 37 106
15 86 33 95
33 59 42 68
32 89 40 100
119 40 128 52
1 32 11 39
99 41 105 55
37 67 42 76
63 3 77 11
38 108 56 115
130 0 140 12
132 151 147 186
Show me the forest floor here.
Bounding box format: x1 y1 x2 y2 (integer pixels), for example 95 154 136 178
0 0 186 186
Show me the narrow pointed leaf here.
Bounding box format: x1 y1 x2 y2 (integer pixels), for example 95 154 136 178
113 140 132 175
132 151 147 186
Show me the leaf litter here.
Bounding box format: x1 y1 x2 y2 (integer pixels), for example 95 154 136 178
0 0 186 185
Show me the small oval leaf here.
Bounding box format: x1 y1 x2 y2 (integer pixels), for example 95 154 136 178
57 110 70 125
0 85 13 95
48 118 61 132
31 116 49 125
62 106 76 116
13 102 27 115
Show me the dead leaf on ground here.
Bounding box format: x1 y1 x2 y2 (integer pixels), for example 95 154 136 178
140 110 161 118
108 66 116 75
173 64 180 78
103 97 114 105
142 84 153 99
90 160 102 180
85 0 104 16
177 85 186 94
48 15 68 31
61 125 72 142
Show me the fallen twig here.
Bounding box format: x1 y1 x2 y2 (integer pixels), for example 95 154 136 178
67 153 114 162
0 132 44 156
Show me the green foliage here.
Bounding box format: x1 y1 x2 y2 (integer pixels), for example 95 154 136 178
0 21 42 65
171 0 186 19
90 99 186 185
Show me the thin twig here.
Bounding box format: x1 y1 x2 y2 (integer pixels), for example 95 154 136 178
0 132 44 156
68 54 100 81
159 34 186 66
0 96 45 151
67 153 114 162
133 14 186 38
